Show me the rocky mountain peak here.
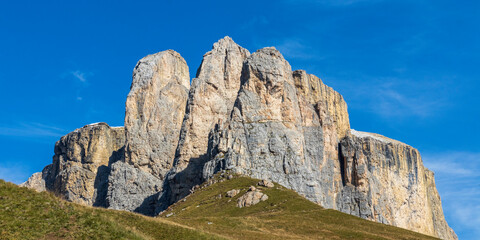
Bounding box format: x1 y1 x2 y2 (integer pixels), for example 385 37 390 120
22 36 457 240
243 47 293 89
210 36 242 52
130 50 190 91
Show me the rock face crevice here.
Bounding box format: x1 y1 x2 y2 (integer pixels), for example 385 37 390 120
21 36 456 239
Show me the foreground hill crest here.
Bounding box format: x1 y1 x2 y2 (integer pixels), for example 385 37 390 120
22 36 457 240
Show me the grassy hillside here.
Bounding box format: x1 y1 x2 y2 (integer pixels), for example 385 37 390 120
159 173 438 240
1 175 438 240
0 179 220 240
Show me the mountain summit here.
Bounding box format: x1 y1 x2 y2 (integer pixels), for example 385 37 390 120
22 36 456 240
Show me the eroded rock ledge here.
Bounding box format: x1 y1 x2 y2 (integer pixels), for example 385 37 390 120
22 36 457 240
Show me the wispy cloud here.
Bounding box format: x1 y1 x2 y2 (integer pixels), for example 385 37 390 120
0 122 66 138
276 39 319 61
423 152 480 238
375 87 446 118
71 70 88 83
334 76 452 119
65 70 92 101
423 152 480 176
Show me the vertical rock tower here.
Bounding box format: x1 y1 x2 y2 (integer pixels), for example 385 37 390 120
167 37 250 202
107 50 190 214
22 37 457 239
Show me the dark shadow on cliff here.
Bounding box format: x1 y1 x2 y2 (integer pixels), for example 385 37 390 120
164 154 210 209
136 155 210 216
93 146 124 207
134 191 162 216
338 141 347 187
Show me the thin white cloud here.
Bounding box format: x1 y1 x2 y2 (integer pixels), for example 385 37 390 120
276 39 318 60
334 76 451 119
64 70 92 100
423 152 480 176
71 70 87 82
0 122 66 138
425 161 474 177
376 88 446 118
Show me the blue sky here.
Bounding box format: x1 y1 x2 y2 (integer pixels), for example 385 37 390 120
0 0 478 238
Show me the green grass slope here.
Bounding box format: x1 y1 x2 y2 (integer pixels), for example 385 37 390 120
160 173 439 240
1 175 439 240
0 179 220 240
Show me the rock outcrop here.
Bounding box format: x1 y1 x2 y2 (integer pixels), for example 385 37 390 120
20 172 46 192
236 187 268 208
22 123 124 207
226 189 240 198
22 37 456 239
258 179 274 188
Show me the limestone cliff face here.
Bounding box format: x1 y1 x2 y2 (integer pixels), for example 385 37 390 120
124 50 190 177
425 168 458 240
22 37 456 239
203 47 342 207
168 36 250 202
201 47 455 239
22 123 124 207
203 47 354 210
108 50 190 215
338 130 456 240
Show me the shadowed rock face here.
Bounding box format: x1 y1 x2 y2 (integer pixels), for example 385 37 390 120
21 37 456 239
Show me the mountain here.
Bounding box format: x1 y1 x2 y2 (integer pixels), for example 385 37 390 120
3 176 437 239
21 36 456 239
